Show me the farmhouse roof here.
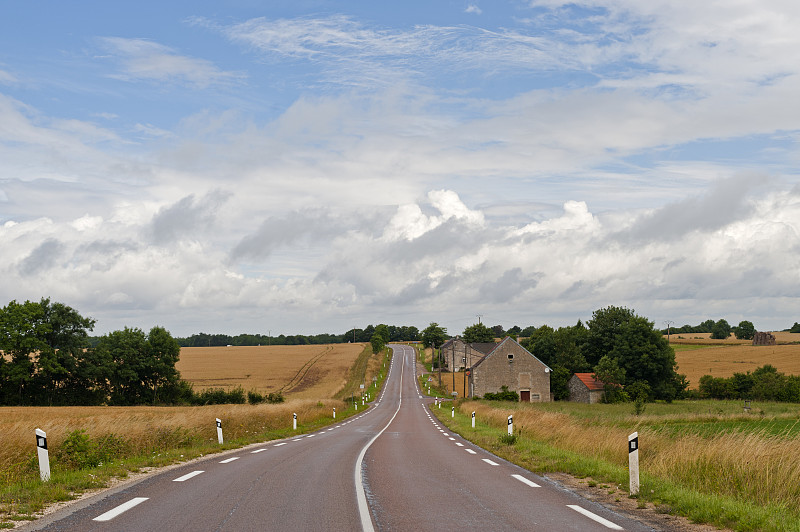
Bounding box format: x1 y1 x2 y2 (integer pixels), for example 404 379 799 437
573 373 605 391
470 342 498 355
471 337 551 371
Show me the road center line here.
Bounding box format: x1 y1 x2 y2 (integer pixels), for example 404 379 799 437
355 345 406 532
173 470 204 482
92 497 148 522
567 505 624 529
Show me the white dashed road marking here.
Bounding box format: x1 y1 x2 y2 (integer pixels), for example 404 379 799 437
567 505 623 529
511 474 540 487
275 442 287 447
93 497 148 522
219 457 239 464
173 470 204 482
251 448 267 453
482 459 499 466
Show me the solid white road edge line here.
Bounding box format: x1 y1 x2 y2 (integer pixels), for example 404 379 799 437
355 345 406 532
173 470 204 482
92 497 148 521
511 474 540 487
567 505 624 530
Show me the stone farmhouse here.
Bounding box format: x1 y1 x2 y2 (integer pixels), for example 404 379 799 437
568 373 606 404
440 337 497 372
467 337 551 402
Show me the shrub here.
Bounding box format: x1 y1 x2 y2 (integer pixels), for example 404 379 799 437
484 386 519 402
247 391 264 404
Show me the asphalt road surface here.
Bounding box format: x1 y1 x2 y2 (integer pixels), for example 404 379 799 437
25 344 654 531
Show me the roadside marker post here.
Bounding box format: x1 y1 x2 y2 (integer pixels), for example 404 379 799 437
333 407 336 419
451 406 454 418
35 428 50 481
628 432 640 496
471 411 476 428
507 415 513 436
293 413 297 430
216 418 223 444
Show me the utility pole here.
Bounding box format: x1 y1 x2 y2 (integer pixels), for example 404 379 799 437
452 346 455 395
663 320 674 344
436 342 441 388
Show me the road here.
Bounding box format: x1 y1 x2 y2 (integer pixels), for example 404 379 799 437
25 344 654 531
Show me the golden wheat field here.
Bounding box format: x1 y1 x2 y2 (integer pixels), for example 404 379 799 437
675 343 800 387
176 344 365 399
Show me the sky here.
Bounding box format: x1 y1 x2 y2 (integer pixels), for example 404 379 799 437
1 1 800 337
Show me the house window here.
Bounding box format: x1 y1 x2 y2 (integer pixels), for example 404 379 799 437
532 393 541 401
507 354 514 360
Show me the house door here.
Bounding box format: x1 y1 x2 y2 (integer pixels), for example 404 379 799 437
520 390 531 402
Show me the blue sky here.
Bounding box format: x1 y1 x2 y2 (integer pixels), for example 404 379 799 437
2 1 800 336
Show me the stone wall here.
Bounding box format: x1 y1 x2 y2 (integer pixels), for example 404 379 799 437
753 331 776 346
471 339 550 402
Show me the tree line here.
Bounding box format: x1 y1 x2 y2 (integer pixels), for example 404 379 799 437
661 319 757 340
0 298 418 406
697 365 800 402
175 324 420 347
0 298 186 406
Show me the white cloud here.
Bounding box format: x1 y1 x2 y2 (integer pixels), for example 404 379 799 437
98 37 244 88
465 5 483 15
0 69 17 85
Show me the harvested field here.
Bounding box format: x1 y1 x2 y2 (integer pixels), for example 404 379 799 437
176 344 365 399
668 331 800 345
675 344 800 388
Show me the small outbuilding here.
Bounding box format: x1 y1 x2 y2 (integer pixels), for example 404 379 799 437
568 373 606 404
468 337 551 402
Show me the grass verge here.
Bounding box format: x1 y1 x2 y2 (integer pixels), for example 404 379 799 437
433 401 800 532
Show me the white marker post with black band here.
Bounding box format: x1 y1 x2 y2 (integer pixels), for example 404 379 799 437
471 411 476 428
507 415 513 436
333 407 336 419
293 412 297 430
451 406 455 418
628 432 639 496
216 418 223 444
35 428 50 481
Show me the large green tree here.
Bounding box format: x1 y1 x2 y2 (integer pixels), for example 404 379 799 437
711 319 732 340
0 300 48 404
462 322 494 343
733 320 756 340
98 326 181 405
421 322 448 348
587 306 685 401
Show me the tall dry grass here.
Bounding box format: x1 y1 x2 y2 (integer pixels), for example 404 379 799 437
460 402 800 512
1 399 342 485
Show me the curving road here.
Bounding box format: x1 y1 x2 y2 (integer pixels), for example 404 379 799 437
25 345 654 531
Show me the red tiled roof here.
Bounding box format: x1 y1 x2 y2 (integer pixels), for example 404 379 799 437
574 373 605 391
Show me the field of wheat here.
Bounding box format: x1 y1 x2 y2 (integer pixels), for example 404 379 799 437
674 344 800 387
176 344 365 399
